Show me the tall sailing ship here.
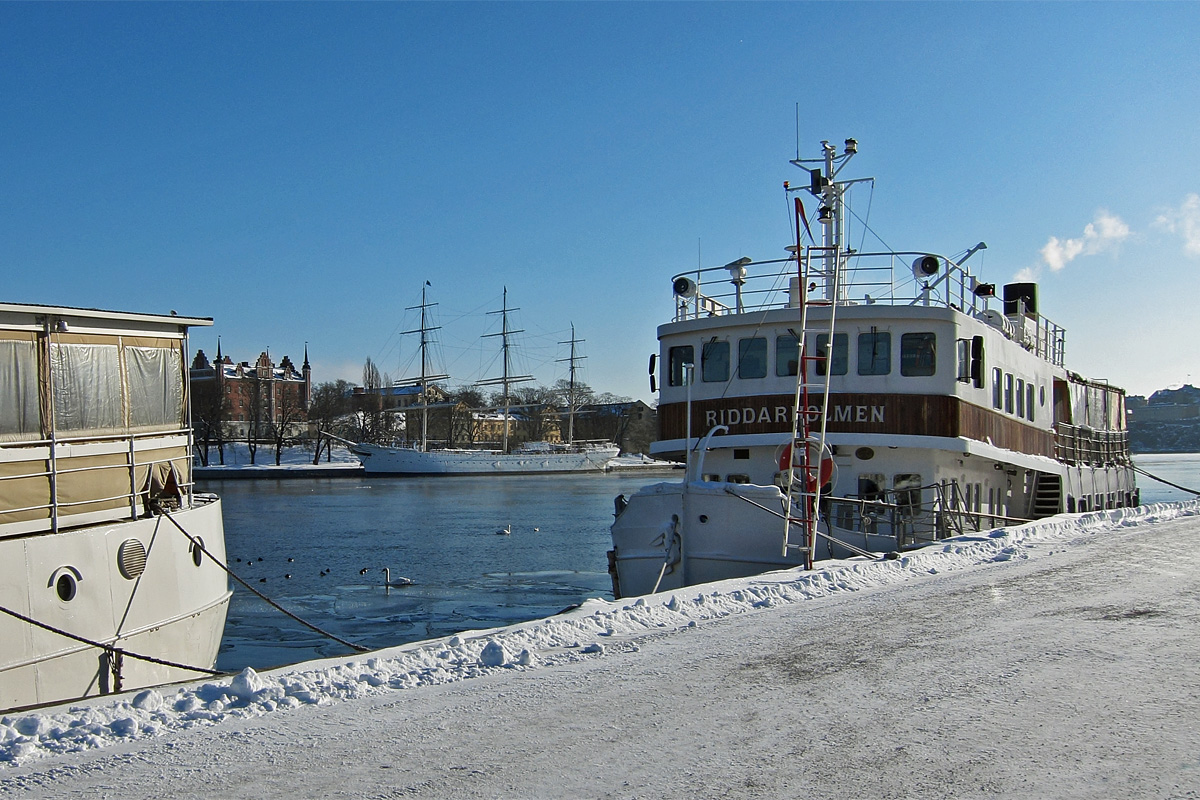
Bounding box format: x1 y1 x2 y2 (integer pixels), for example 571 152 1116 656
608 139 1136 598
0 303 230 710
351 287 619 475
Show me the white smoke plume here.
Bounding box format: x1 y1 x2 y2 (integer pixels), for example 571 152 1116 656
1154 193 1200 256
1040 210 1131 271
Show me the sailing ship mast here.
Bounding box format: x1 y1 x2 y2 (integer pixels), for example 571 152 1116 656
400 283 449 451
556 323 586 445
477 287 533 452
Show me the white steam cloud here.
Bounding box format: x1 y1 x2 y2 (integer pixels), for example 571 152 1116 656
1040 211 1131 271
1154 193 1200 256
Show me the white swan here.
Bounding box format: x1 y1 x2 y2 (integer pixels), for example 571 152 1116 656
382 566 413 587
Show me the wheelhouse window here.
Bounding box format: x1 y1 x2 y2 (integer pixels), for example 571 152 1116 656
50 343 124 433
992 367 1003 409
668 345 694 387
775 334 800 377
1016 378 1026 418
737 337 767 379
701 340 730 383
1004 373 1014 414
857 331 890 376
126 346 184 429
0 337 41 441
1027 384 1036 422
900 332 936 377
814 333 848 376
956 338 971 382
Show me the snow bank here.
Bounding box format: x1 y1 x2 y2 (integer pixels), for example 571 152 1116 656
3 501 1196 767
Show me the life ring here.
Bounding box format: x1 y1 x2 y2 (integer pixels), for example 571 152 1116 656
777 438 835 489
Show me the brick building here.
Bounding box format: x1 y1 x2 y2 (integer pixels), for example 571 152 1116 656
191 342 312 440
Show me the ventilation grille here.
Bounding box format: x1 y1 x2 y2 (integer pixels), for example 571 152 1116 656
117 539 147 580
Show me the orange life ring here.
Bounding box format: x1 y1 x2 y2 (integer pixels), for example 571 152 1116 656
778 439 834 489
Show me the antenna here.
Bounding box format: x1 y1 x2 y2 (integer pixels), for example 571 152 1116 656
795 103 801 161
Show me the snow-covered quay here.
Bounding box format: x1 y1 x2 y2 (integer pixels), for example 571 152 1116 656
4 502 1200 799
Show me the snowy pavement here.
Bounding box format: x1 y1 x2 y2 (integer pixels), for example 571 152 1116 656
4 502 1200 798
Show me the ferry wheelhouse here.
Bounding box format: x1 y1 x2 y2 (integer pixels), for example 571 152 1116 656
0 303 230 710
608 140 1136 598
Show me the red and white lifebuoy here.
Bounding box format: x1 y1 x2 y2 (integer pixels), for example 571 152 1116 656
777 438 835 490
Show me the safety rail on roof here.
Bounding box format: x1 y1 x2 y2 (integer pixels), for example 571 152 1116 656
670 249 1067 367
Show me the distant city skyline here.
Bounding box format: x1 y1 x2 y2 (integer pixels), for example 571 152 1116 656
3 3 1198 402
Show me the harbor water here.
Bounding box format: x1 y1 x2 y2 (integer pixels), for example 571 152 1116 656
201 454 1200 673
201 471 663 671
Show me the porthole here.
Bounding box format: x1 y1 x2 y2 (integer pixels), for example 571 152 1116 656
855 447 875 461
56 572 77 602
698 515 709 523
117 538 148 580
190 536 205 567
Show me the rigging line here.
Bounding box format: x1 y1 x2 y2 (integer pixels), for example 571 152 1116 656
157 505 370 653
1132 466 1200 496
0 602 224 677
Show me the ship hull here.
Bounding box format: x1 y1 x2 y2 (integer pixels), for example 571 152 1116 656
0 497 231 711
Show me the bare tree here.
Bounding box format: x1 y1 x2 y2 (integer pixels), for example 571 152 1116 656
244 372 265 464
308 379 353 463
270 381 307 466
192 377 231 466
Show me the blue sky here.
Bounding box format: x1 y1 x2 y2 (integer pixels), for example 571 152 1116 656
3 2 1198 402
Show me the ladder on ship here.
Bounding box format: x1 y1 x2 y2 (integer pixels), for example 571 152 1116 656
1030 472 1063 518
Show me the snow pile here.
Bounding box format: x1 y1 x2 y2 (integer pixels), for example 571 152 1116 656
2 501 1196 767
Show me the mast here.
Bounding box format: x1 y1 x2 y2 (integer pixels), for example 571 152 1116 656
477 287 533 452
556 323 586 445
400 282 449 450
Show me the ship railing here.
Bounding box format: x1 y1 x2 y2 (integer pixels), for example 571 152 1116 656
1053 424 1131 467
670 251 1067 367
826 480 1029 550
0 428 196 537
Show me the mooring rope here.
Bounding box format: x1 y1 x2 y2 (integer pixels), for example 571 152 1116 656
0 602 224 677
157 504 370 653
1132 466 1200 497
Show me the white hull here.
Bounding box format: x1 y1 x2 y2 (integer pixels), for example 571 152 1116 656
611 457 1136 598
0 498 231 711
352 442 619 475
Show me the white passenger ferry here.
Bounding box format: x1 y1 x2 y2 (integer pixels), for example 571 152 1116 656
0 303 230 710
608 140 1136 598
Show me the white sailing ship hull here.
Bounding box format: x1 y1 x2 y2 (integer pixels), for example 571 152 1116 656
352 442 620 475
0 497 231 711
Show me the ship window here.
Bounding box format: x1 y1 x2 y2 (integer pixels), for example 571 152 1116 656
733 449 750 460
900 332 936 376
1016 378 1025 418
737 337 767 379
857 331 891 376
1004 373 1014 414
0 338 41 441
727 474 750 484
50 343 124 433
1027 384 1036 421
127 346 185 429
893 473 922 515
667 346 694 387
814 333 848 376
992 368 1002 409
956 338 971 383
701 341 730 382
775 334 800 376
859 473 885 501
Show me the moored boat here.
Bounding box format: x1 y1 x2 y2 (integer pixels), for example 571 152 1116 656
0 303 230 710
608 139 1136 598
351 286 619 475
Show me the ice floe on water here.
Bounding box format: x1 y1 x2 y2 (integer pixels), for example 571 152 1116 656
3 501 1197 766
